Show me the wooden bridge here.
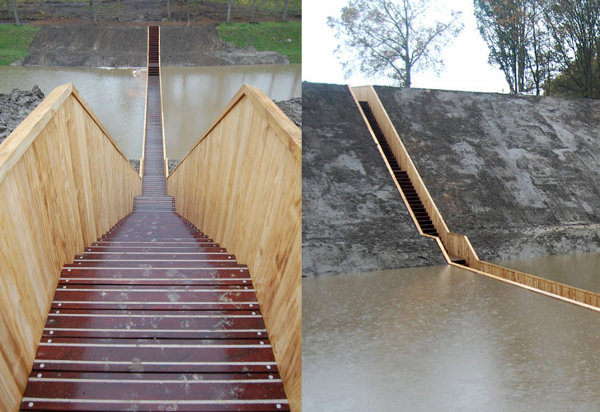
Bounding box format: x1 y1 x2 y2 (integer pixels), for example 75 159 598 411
0 26 301 411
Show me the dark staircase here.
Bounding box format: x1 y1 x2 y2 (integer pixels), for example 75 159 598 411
359 101 439 238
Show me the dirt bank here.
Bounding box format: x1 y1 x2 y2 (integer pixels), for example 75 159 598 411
22 24 287 67
302 83 445 276
376 86 600 262
276 97 301 127
0 85 44 143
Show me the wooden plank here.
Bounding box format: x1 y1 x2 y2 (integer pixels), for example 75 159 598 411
167 85 301 411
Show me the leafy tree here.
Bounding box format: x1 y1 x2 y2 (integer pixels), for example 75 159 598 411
545 0 600 98
474 0 553 94
328 0 463 87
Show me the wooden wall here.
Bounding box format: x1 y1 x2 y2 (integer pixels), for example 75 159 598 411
167 84 302 411
0 83 141 411
350 85 600 313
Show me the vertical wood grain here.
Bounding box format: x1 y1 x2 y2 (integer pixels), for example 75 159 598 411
167 84 301 411
0 84 141 411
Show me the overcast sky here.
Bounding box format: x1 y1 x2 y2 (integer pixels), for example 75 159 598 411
303 0 510 93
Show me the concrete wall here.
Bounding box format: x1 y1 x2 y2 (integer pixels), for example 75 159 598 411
375 86 600 262
302 82 445 276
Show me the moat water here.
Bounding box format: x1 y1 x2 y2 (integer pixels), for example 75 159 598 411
303 262 600 411
0 64 301 159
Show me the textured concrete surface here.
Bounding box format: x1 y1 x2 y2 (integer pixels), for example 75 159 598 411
302 82 445 276
23 25 287 67
376 86 600 262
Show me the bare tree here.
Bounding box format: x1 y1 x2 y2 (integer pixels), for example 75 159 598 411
117 0 121 21
90 0 98 23
186 0 191 26
10 0 19 24
167 0 171 20
226 0 233 23
250 0 256 21
328 0 463 87
282 0 289 21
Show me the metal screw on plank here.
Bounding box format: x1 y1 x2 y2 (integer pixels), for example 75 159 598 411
257 332 261 336
37 373 42 378
28 402 33 407
47 339 52 343
40 364 44 368
49 331 54 335
277 405 282 409
268 375 273 379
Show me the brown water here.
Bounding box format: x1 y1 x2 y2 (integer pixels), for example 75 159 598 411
500 253 600 294
303 265 600 411
161 65 301 159
0 64 301 159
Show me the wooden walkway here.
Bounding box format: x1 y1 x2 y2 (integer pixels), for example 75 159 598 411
20 26 289 411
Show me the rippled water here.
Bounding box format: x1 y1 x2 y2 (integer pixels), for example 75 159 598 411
303 265 600 411
0 64 301 159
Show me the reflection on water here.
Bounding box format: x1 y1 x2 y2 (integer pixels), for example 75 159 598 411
0 66 146 158
303 265 600 411
161 64 301 159
0 64 301 160
500 252 600 294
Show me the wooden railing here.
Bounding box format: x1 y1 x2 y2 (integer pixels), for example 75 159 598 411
350 85 600 313
0 83 141 411
167 84 302 411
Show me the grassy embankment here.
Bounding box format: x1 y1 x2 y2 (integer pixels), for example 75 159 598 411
0 24 39 65
217 21 301 64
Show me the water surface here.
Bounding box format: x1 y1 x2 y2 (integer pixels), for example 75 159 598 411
0 65 146 158
0 64 301 160
500 252 600 294
161 65 301 159
303 265 600 411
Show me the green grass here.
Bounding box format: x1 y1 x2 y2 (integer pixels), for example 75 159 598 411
0 24 40 65
217 21 301 64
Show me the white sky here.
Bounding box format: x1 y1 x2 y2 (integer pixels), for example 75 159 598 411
302 0 510 93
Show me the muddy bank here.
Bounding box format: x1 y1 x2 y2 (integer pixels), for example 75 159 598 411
302 83 445 276
0 86 44 143
22 24 287 67
276 97 301 127
375 86 600 262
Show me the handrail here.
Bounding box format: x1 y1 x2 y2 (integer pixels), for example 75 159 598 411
167 84 301 411
0 83 141 411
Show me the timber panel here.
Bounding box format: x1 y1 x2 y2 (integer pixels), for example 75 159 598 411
0 84 141 411
167 85 302 411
